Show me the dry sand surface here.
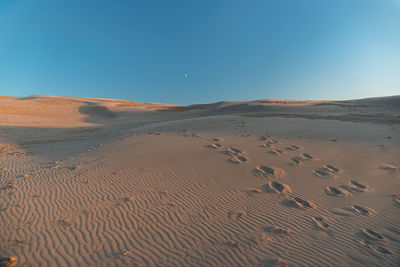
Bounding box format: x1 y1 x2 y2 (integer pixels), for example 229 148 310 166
0 95 399 266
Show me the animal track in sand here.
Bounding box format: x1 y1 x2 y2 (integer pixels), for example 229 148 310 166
224 148 239 156
147 131 161 135
227 240 240 248
112 250 131 259
118 250 131 258
224 147 249 164
372 246 392 255
239 132 250 137
380 164 397 171
260 135 269 141
236 211 246 218
179 129 200 138
260 137 279 148
255 166 286 178
159 190 169 195
9 239 24 245
0 143 28 158
248 188 262 194
358 229 392 255
301 153 315 160
361 229 384 241
263 226 291 234
263 181 292 194
393 195 400 206
122 196 134 202
351 204 374 215
229 148 242 154
71 165 81 170
1 184 16 191
348 180 370 192
0 207 10 212
312 217 329 230
207 143 222 149
268 149 284 155
229 155 249 164
59 219 73 227
283 197 315 209
0 256 17 267
285 145 301 151
273 258 288 266
313 165 340 177
288 156 304 166
325 186 348 197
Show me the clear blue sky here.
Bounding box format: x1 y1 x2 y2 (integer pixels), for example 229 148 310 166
0 0 399 104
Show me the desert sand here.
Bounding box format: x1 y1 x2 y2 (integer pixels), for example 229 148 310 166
0 95 399 266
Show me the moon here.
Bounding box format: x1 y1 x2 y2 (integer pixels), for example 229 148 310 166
184 73 188 78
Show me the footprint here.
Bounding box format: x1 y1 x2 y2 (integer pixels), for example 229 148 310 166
230 148 242 154
313 168 330 177
288 156 303 166
283 197 315 209
263 181 292 194
312 217 329 230
263 226 291 234
260 138 279 148
122 196 134 202
273 258 288 266
313 165 340 177
380 164 397 171
224 148 249 164
361 242 392 256
207 143 222 149
301 153 314 160
227 240 240 248
59 219 73 227
361 229 384 241
393 196 400 206
285 145 301 151
119 250 131 258
239 132 250 137
268 149 284 155
159 190 169 195
179 130 200 138
236 211 246 218
348 180 369 192
1 184 16 191
325 165 339 172
351 204 374 215
330 208 353 217
374 246 392 255
0 257 17 266
224 147 243 156
255 166 286 178
325 186 348 197
229 155 248 164
247 188 262 194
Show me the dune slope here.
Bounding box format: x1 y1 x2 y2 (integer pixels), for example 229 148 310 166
0 95 399 266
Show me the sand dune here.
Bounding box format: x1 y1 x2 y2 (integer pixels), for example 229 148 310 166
0 95 399 266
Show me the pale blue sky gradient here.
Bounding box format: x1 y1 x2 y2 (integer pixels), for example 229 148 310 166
0 0 399 104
